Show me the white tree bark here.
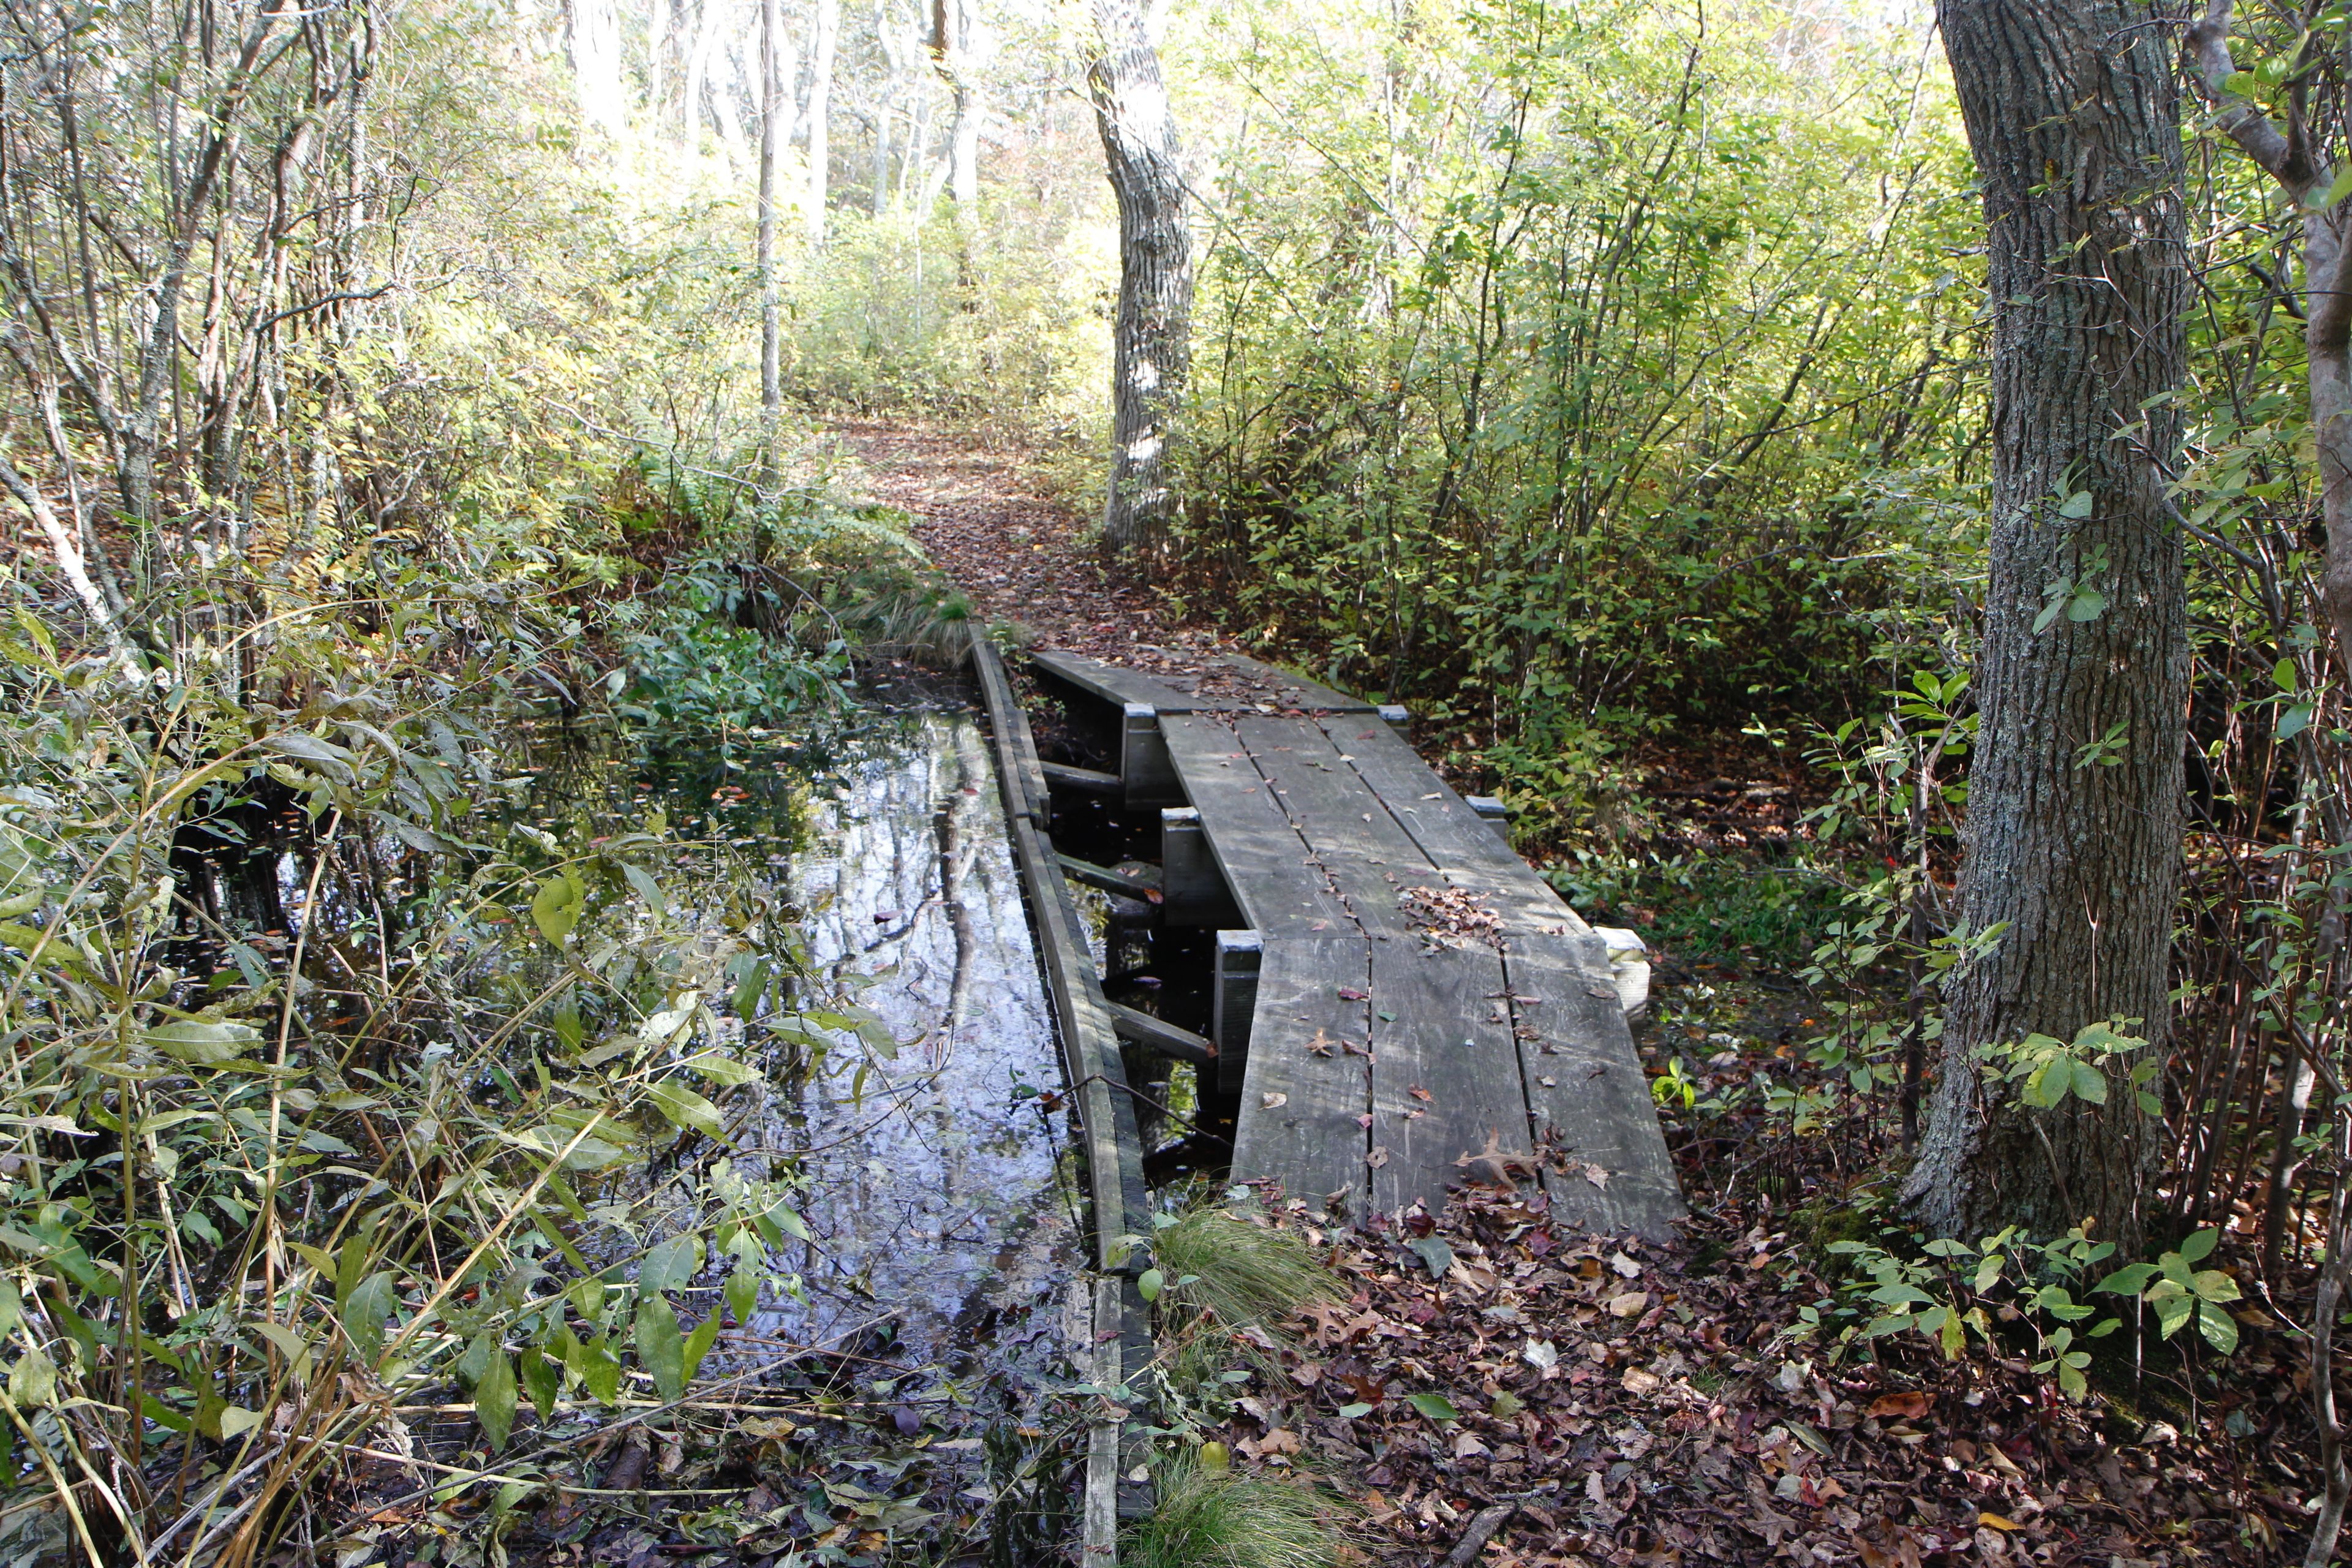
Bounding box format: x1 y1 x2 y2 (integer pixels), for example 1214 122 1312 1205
1086 0 1191 559
805 0 839 245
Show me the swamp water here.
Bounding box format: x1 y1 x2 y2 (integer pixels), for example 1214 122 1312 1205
405 695 1089 1563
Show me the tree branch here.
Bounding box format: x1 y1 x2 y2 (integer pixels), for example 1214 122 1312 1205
2187 0 2312 190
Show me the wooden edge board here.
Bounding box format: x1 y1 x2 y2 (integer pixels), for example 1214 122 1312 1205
974 639 1156 1541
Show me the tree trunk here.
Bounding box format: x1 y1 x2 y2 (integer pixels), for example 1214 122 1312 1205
929 0 981 213
805 0 839 246
757 0 782 474
1904 0 2190 1252
1086 0 1191 561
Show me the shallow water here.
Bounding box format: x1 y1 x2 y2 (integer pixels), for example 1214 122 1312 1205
757 708 1075 1356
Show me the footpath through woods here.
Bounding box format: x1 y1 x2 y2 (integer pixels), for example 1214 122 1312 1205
834 421 2305 1568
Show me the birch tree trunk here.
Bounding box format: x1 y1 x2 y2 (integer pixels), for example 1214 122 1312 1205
805 0 839 245
1086 0 1191 560
1904 0 2189 1253
758 0 783 471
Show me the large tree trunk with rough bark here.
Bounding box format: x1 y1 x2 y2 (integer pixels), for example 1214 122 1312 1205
1904 0 2189 1253
1086 0 1191 560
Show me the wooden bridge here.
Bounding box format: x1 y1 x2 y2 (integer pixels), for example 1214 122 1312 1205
1010 646 1684 1237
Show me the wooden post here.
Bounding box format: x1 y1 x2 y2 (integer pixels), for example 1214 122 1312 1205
1120 703 1183 808
1215 929 1262 1095
1378 703 1411 739
1466 795 1510 846
1161 807 1239 927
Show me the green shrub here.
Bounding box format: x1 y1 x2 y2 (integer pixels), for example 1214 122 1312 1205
1124 1458 1346 1568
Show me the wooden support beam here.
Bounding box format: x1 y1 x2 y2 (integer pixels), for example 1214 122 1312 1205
1108 1003 1216 1065
1466 795 1512 846
1057 853 1163 900
1041 760 1122 795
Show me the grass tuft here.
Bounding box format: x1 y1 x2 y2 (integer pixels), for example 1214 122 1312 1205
1123 1458 1346 1568
1151 1205 1343 1333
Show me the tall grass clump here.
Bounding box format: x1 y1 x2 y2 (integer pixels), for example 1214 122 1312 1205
1123 1457 1346 1568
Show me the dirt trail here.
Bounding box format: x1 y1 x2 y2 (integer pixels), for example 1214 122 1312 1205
828 418 1238 671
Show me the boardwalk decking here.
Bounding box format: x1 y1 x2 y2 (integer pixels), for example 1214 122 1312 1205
1025 649 1684 1237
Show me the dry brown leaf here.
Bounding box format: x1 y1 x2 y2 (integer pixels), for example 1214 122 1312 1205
1866 1390 1931 1421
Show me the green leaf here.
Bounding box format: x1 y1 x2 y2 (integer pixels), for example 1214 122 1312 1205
2058 491 2094 519
682 1051 760 1088
2274 658 2299 692
145 1020 263 1065
521 1346 562 1420
637 1294 688 1403
341 1272 398 1367
1404 1392 1458 1422
2313 163 2352 211
475 1349 516 1451
1337 1401 1374 1419
2032 597 2065 635
530 875 584 944
682 1313 722 1383
2070 1058 2108 1105
640 1235 703 1294
7 1346 54 1408
646 1080 725 1140
2021 1060 2067 1109
2279 703 2315 742
2191 1268 2242 1305
568 1333 622 1406
2198 1299 2241 1354
726 1263 759 1324
2065 587 2106 622
621 863 667 914
2177 1228 2220 1264
1137 1268 1164 1303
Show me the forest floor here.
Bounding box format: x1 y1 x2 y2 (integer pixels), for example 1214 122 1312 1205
826 420 2310 1568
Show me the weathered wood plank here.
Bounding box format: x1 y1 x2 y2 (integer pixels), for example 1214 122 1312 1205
1214 654 1381 714
1159 714 1352 933
1501 936 1686 1238
1313 717 1586 933
1363 938 1529 1216
1228 714 1430 940
1229 933 1376 1217
1029 647 1196 712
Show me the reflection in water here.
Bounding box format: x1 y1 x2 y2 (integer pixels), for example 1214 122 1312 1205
761 712 1072 1355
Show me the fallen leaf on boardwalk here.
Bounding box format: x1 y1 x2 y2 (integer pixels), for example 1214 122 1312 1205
1366 1145 1391 1168
1338 987 1369 1000
1868 1390 1931 1421
1607 1289 1649 1317
1409 1085 1432 1101
1586 983 1617 998
1307 1030 1336 1056
1261 1092 1288 1109
1570 1160 1610 1187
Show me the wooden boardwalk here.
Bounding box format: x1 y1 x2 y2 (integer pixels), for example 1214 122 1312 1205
1025 649 1684 1237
